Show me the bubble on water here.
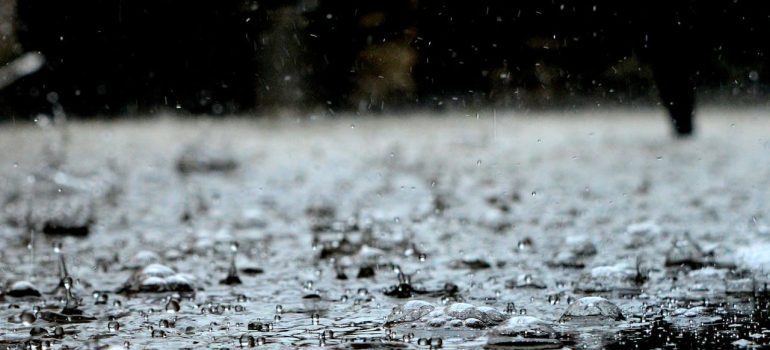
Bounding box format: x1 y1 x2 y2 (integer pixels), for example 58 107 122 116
487 316 560 348
118 263 195 293
6 280 41 298
94 292 108 305
166 299 181 313
248 321 264 331
21 310 36 325
127 250 161 268
517 238 533 252
30 326 49 337
665 233 706 268
53 326 64 338
431 337 443 348
357 266 376 278
240 334 256 347
559 296 624 322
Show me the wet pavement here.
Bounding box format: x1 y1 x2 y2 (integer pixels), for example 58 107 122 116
1 110 769 349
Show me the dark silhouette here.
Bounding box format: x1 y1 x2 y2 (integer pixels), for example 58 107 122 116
407 0 698 135
3 0 770 136
8 0 257 116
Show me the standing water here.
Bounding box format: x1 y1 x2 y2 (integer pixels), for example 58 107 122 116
1 112 769 349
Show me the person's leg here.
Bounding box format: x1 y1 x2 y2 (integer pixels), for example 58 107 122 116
651 57 695 136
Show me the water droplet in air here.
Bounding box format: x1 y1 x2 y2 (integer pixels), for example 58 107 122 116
506 302 516 314
322 329 334 339
311 313 320 325
221 241 242 285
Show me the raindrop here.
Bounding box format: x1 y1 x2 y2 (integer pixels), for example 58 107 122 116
95 292 108 305
431 337 443 348
221 241 242 285
21 310 36 326
108 320 120 331
239 334 256 347
248 321 264 331
53 326 64 338
30 327 48 337
311 313 320 325
166 300 181 313
506 302 516 314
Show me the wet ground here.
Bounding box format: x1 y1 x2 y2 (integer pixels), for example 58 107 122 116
1 109 769 349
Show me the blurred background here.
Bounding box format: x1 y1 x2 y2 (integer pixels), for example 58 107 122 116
0 0 768 119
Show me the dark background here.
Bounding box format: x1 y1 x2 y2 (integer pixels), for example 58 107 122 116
0 0 769 119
